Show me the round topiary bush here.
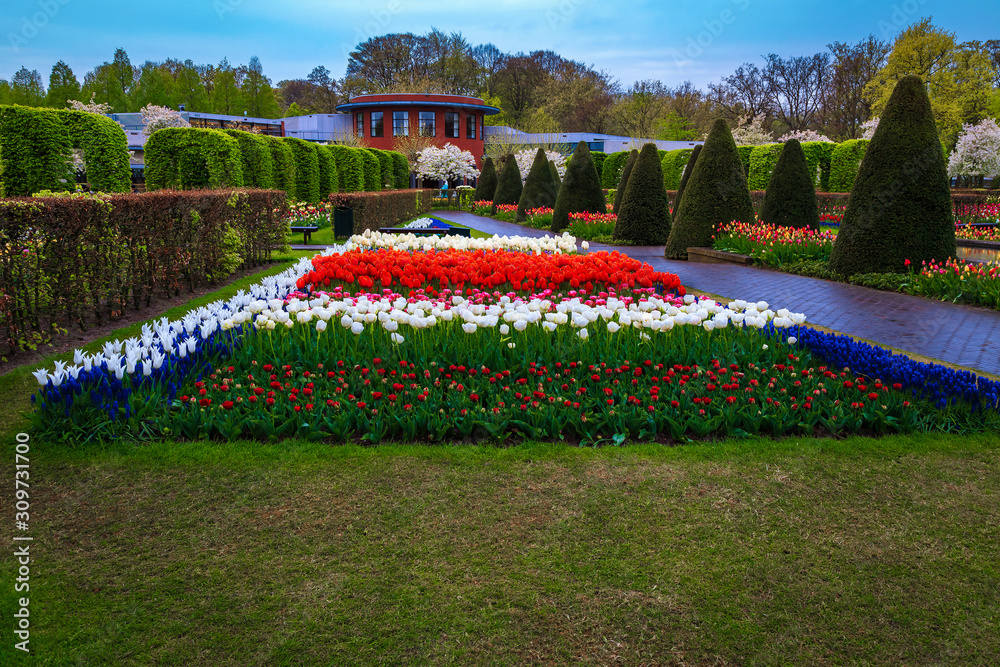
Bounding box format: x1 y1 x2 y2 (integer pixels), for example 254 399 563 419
758 139 820 230
552 141 606 233
671 144 701 221
474 156 497 203
516 148 559 221
828 75 955 275
664 119 754 259
612 149 639 214
612 143 670 244
491 154 522 213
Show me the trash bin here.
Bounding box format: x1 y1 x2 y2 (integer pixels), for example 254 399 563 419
333 207 353 239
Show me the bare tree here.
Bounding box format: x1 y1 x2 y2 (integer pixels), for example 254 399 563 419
708 63 773 123
764 52 831 132
824 36 890 139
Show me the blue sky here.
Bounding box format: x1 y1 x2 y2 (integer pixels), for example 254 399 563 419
2 0 997 90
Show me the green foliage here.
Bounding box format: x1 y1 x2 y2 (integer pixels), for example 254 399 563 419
330 190 436 234
829 139 870 192
552 141 606 233
260 135 296 193
473 157 497 202
329 145 365 192
144 127 245 191
758 139 820 230
612 144 670 244
590 151 607 182
660 148 693 191
391 151 409 189
665 119 755 259
672 144 702 221
516 148 559 221
748 144 783 190
0 105 73 197
371 149 395 189
549 160 561 187
359 149 382 192
829 75 956 275
58 108 132 193
737 145 754 177
282 137 321 203
491 153 523 212
800 141 835 191
222 129 276 189
601 150 631 189
315 145 340 197
612 149 639 214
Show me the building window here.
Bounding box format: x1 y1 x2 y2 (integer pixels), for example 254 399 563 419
356 112 364 137
418 111 435 137
445 112 460 138
466 113 476 139
371 111 383 138
393 111 409 136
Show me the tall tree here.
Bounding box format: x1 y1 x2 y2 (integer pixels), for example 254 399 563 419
306 65 339 113
109 47 135 111
613 79 670 138
10 67 45 107
0 79 11 105
241 56 280 117
494 53 549 129
472 43 505 98
132 61 175 109
764 52 830 133
344 33 420 94
825 36 890 139
213 58 240 115
708 63 773 123
175 60 208 111
864 18 996 148
44 61 80 108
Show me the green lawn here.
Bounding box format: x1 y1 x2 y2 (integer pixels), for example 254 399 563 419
5 250 1000 666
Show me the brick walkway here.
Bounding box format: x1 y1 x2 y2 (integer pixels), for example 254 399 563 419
431 211 1000 377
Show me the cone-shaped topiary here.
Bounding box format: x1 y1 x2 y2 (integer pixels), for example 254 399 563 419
473 156 497 203
828 75 955 275
491 153 522 213
612 149 639 214
671 144 701 221
549 160 561 187
664 119 754 259
612 144 671 244
516 148 559 221
758 139 819 230
552 141 606 233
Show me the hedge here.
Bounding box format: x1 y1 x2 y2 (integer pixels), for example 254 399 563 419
613 143 670 244
282 137 321 203
661 148 694 191
516 148 559 221
800 141 834 192
329 189 435 234
329 145 365 192
758 139 820 230
591 152 607 184
260 135 296 193
371 149 395 188
0 105 73 197
612 149 639 214
145 127 244 191
359 149 382 191
828 139 869 192
747 144 783 191
0 189 287 357
391 151 410 189
315 145 340 197
58 109 132 193
552 141 606 233
601 151 631 189
222 129 276 189
736 145 754 177
671 144 701 220
473 157 498 202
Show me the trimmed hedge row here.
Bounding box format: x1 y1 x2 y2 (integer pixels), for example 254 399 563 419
261 135 296 193
0 104 131 196
329 189 435 234
601 150 631 189
748 142 837 192
359 149 382 191
223 129 276 189
829 139 869 193
329 145 365 192
660 148 694 191
281 137 321 203
145 127 245 190
0 189 287 357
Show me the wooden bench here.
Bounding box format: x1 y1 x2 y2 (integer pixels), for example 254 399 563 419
378 227 471 237
290 225 320 243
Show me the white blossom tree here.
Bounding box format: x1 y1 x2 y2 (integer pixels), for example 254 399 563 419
140 104 190 137
414 143 480 183
68 93 114 115
948 118 1000 187
860 117 879 140
514 149 566 183
730 115 773 146
778 129 833 143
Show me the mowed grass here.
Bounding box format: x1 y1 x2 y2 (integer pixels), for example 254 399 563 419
11 434 1000 665
5 246 1000 665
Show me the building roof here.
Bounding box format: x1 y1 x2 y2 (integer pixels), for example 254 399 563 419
336 93 501 116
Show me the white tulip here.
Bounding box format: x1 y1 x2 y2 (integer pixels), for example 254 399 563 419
499 324 510 335
577 328 589 340
462 322 477 334
351 322 364 335
316 320 328 333
391 332 404 344
514 319 528 332
607 321 620 333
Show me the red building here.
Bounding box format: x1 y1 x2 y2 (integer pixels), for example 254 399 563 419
335 93 501 168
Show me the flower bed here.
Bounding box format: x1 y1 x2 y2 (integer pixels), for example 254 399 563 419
29 236 1000 443
713 221 837 267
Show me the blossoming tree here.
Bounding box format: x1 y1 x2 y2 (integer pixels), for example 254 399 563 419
948 118 1000 188
414 143 480 184
140 104 190 137
514 148 565 183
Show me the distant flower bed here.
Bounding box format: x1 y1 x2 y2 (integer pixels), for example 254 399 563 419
713 221 837 267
